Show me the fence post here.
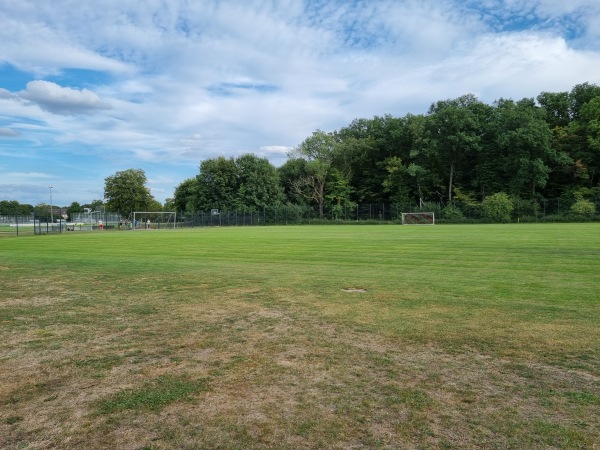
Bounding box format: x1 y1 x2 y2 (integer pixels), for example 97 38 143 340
543 199 546 220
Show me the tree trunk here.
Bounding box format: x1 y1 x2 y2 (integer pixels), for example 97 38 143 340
318 181 325 218
448 160 455 204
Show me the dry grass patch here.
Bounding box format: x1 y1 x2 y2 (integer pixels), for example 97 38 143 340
2 295 599 449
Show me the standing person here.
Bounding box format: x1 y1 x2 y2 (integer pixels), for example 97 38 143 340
146 218 151 229
98 219 103 231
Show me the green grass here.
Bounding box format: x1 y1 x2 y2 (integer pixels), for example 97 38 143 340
97 375 209 413
1 224 599 449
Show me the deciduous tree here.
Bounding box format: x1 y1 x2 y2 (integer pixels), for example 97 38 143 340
104 169 155 217
173 177 200 213
289 130 338 217
236 154 284 211
425 94 484 204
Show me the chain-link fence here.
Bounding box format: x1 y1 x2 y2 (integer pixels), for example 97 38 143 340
0 215 36 236
1 213 119 236
176 197 600 227
2 196 598 237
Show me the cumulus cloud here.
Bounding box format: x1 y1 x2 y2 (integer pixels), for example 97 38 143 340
18 80 112 115
1 0 600 205
0 88 17 99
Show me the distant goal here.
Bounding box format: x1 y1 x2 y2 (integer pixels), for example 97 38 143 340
401 212 435 225
132 211 177 230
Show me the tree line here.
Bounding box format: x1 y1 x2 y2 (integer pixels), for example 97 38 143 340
2 82 598 222
1 169 161 221
0 199 105 220
172 82 599 220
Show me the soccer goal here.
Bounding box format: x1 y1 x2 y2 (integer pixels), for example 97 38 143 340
132 211 177 230
401 212 435 225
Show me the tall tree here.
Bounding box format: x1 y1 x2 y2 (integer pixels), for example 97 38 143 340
173 177 200 213
494 98 570 197
289 130 338 218
575 96 600 187
195 157 240 211
381 156 410 204
336 134 379 202
406 113 443 203
187 154 284 212
278 158 311 206
337 115 411 203
569 82 600 120
537 91 571 129
235 154 284 211
325 168 355 219
104 169 155 217
425 94 484 203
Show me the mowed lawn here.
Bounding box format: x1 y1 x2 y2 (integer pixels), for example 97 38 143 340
1 224 599 449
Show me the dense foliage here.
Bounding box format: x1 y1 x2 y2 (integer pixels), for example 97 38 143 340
0 200 33 216
173 154 284 213
104 169 159 217
174 82 600 221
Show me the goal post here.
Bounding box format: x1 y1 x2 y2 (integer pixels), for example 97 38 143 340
132 211 177 230
401 212 435 225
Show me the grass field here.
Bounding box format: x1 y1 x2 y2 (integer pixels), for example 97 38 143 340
1 224 599 449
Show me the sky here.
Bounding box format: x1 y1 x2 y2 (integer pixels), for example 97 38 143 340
1 0 600 207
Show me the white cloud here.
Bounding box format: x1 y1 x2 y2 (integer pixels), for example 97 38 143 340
0 88 17 100
0 0 599 205
0 8 133 77
260 145 292 155
18 81 112 115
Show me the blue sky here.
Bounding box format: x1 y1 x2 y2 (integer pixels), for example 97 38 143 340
1 0 599 206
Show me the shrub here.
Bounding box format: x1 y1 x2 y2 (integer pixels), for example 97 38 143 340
570 199 596 220
443 204 464 223
482 193 514 223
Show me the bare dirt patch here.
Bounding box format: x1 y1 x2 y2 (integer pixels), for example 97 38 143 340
341 287 367 293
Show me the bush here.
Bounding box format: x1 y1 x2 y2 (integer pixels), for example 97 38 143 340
482 193 514 223
570 199 596 220
443 204 464 223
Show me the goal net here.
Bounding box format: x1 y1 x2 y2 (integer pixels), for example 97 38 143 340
401 212 435 225
132 211 177 230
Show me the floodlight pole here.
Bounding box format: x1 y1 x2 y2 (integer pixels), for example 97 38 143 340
49 186 54 226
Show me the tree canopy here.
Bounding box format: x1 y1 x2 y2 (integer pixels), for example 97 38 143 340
104 169 156 217
179 154 285 213
169 82 599 219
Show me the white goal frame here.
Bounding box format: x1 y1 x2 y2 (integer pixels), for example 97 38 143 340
401 212 435 225
132 211 177 230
